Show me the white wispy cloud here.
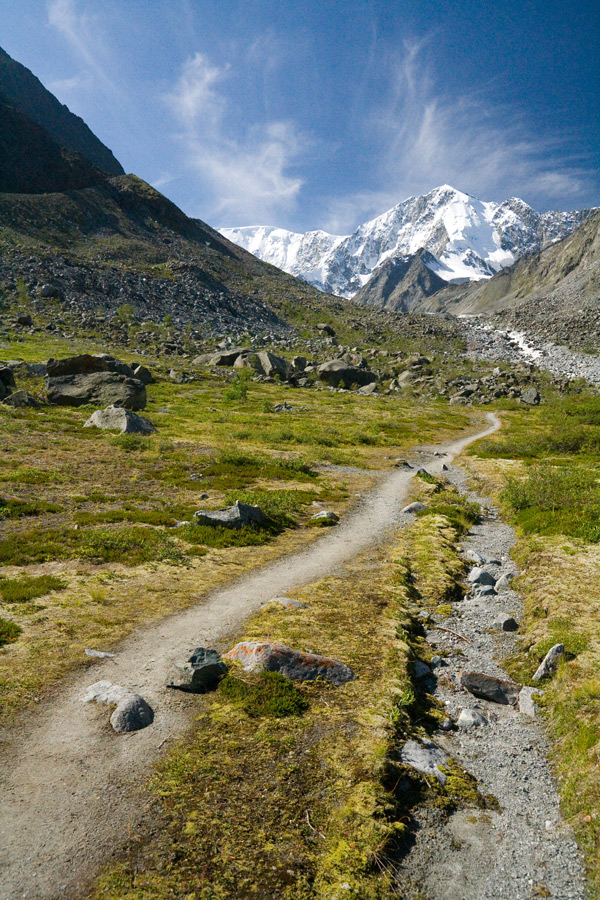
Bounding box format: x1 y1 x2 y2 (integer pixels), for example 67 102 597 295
46 0 119 95
166 52 306 223
323 38 594 231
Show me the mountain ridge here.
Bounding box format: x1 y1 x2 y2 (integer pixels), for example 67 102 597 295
0 45 124 176
221 185 593 298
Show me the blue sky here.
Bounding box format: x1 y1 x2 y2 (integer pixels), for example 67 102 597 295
1 0 599 233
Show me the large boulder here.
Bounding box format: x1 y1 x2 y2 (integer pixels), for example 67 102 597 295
84 406 156 434
254 351 292 380
132 364 154 385
0 366 16 388
521 387 541 405
47 372 146 410
193 500 267 529
193 348 249 366
167 648 228 693
317 360 377 389
110 694 154 734
47 353 135 378
224 641 355 685
460 671 521 705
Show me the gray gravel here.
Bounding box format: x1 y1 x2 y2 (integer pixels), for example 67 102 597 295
396 466 588 900
458 317 600 386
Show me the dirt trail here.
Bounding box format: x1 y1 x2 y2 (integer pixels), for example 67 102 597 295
0 414 500 900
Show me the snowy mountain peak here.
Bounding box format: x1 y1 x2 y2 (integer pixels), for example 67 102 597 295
220 186 592 298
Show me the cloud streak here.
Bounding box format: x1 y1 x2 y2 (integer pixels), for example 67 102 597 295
322 38 595 231
46 0 121 97
167 52 306 223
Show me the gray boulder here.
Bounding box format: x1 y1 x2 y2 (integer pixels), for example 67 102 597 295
464 549 485 566
317 359 377 389
194 500 267 529
0 366 16 388
110 694 154 734
495 573 514 592
357 382 377 395
268 597 307 610
3 390 40 408
316 323 335 336
401 501 426 514
310 510 339 525
255 351 292 380
82 680 154 734
47 353 135 378
519 686 544 716
457 709 488 729
47 372 146 410
233 352 261 371
521 387 541 405
224 641 355 685
84 406 156 434
133 365 154 384
193 348 248 366
467 567 496 587
532 643 565 681
494 613 518 632
460 671 521 705
399 738 450 785
412 660 431 679
167 648 228 693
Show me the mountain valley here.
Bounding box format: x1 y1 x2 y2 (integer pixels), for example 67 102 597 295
1 41 600 900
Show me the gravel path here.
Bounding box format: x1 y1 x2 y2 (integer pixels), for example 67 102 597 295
0 416 499 900
396 467 587 900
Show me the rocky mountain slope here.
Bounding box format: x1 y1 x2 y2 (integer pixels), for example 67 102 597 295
0 52 355 340
352 249 448 312
221 186 591 298
0 97 107 194
0 45 124 176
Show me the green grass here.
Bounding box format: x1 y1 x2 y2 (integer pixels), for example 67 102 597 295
0 525 184 566
219 671 309 717
0 574 67 603
0 495 62 519
0 617 22 647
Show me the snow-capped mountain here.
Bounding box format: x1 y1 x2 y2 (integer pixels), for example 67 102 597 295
221 186 591 298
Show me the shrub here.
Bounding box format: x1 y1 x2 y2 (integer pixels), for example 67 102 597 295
219 671 309 717
0 617 22 647
110 433 147 452
0 575 67 603
223 370 252 403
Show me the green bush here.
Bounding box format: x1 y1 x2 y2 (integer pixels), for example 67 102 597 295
0 574 67 603
0 496 61 519
0 617 22 647
110 433 147 452
223 370 252 403
219 671 309 717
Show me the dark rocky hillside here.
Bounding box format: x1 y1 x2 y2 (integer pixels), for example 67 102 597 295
0 98 106 194
0 46 124 176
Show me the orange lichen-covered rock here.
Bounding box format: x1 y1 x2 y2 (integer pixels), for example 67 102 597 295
224 641 355 686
